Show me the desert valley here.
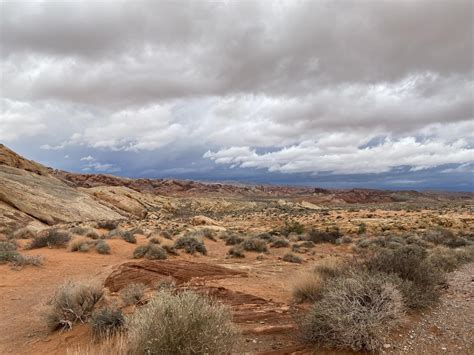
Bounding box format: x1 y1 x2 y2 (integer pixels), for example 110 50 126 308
0 144 473 354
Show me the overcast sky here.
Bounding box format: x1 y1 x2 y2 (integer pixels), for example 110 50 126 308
1 0 473 191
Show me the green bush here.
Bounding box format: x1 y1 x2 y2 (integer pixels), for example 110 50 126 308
224 234 243 246
282 253 303 264
270 237 290 248
227 245 245 258
97 220 119 230
242 237 267 252
300 270 404 351
90 307 124 340
365 245 444 309
174 235 207 255
95 241 111 255
127 290 238 354
27 229 72 249
307 228 341 244
281 220 305 236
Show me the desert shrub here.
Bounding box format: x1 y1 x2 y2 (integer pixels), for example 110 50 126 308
427 246 474 272
227 245 245 258
148 237 161 244
121 231 137 244
281 220 305 236
307 228 341 244
0 250 19 264
133 245 149 259
224 234 243 246
201 228 216 241
405 235 431 248
10 253 44 267
97 220 119 230
159 230 173 240
270 237 289 248
146 244 167 260
0 240 17 251
365 245 444 309
423 228 470 248
127 289 238 354
357 223 366 235
242 237 267 252
355 238 370 249
292 272 323 302
120 283 146 305
282 253 303 264
28 229 72 249
174 235 207 255
95 241 111 255
13 227 36 239
313 257 346 279
68 237 93 252
161 243 179 256
44 281 103 331
90 307 125 340
256 232 273 241
300 270 404 351
85 229 100 240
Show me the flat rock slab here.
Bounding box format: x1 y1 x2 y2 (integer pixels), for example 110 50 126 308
104 259 246 292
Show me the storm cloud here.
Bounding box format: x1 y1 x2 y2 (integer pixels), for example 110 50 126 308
1 0 473 189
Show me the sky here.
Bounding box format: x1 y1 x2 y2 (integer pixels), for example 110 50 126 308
1 0 473 191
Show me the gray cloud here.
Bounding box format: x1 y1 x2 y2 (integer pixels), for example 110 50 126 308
0 0 473 184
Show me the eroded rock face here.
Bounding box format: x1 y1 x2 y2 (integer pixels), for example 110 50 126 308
0 144 50 176
0 165 122 225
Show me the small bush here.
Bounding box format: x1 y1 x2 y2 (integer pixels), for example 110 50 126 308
201 228 217 241
95 241 111 255
281 220 305 236
121 231 137 244
335 236 352 245
0 250 19 264
224 234 243 246
90 307 125 340
120 283 145 305
13 227 36 239
300 270 404 351
427 246 474 272
127 289 238 354
85 229 100 240
10 253 44 267
357 223 366 235
97 220 119 230
146 244 167 260
313 258 346 279
270 237 289 248
148 237 161 244
161 243 179 256
227 245 245 258
282 253 303 264
365 245 444 309
307 228 341 244
133 245 149 259
68 237 93 252
44 281 103 331
28 229 72 249
0 240 17 251
292 272 323 302
242 237 267 252
174 235 207 255
423 228 470 248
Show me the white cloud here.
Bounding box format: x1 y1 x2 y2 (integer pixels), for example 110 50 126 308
80 155 95 161
205 138 474 175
